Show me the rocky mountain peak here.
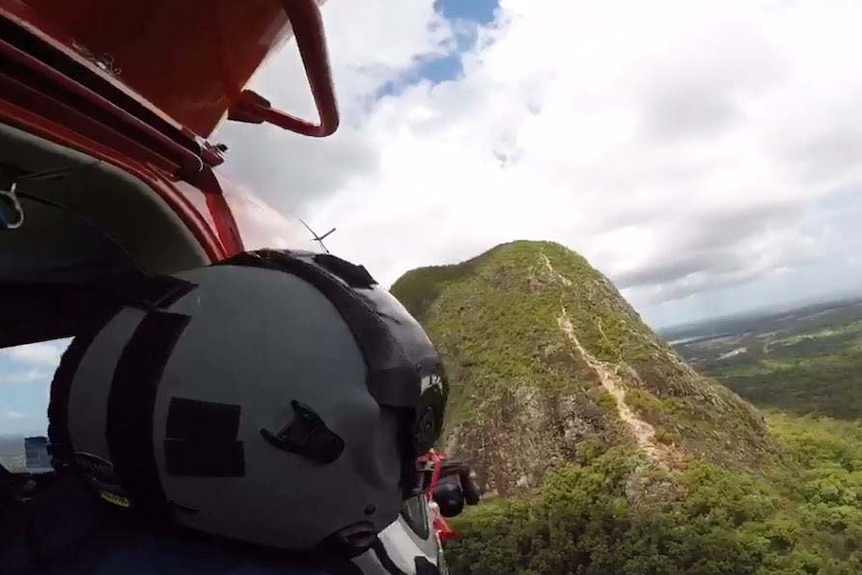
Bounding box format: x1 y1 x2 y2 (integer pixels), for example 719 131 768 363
391 240 774 495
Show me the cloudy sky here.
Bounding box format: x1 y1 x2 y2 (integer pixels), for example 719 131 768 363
5 0 862 436
217 0 862 329
0 341 65 436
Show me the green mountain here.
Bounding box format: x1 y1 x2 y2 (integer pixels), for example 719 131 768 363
392 240 774 494
392 241 862 574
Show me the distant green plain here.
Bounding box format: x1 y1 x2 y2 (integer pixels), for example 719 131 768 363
704 315 862 420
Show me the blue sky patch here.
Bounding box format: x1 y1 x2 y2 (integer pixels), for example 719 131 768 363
374 0 498 100
434 0 499 26
374 52 465 100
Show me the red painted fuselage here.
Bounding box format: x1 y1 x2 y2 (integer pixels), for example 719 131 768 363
0 0 332 263
2 0 328 136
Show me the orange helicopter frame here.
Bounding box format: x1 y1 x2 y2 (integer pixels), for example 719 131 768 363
0 0 338 264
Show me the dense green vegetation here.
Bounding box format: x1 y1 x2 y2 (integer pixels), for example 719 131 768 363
669 300 862 420
392 241 773 495
447 414 862 575
700 320 862 420
393 241 862 573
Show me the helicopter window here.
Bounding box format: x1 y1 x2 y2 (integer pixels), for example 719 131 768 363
222 189 324 253
400 493 431 539
0 339 70 472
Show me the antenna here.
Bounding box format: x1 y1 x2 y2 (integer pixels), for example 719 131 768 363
300 219 336 254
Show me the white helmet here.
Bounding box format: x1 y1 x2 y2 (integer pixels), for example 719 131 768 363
48 250 448 556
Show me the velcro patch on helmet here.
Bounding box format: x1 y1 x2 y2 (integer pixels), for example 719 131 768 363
164 398 245 477
166 397 241 442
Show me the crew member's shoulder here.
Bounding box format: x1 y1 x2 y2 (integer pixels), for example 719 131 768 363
0 474 358 575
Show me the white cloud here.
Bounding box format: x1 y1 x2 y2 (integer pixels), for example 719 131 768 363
214 0 862 324
5 410 25 420
1 369 51 386
2 342 65 367
216 0 455 216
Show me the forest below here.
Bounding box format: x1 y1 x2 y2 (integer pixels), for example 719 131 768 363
442 296 862 574
448 414 862 574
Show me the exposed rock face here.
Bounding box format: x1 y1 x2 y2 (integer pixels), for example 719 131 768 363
391 241 774 495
